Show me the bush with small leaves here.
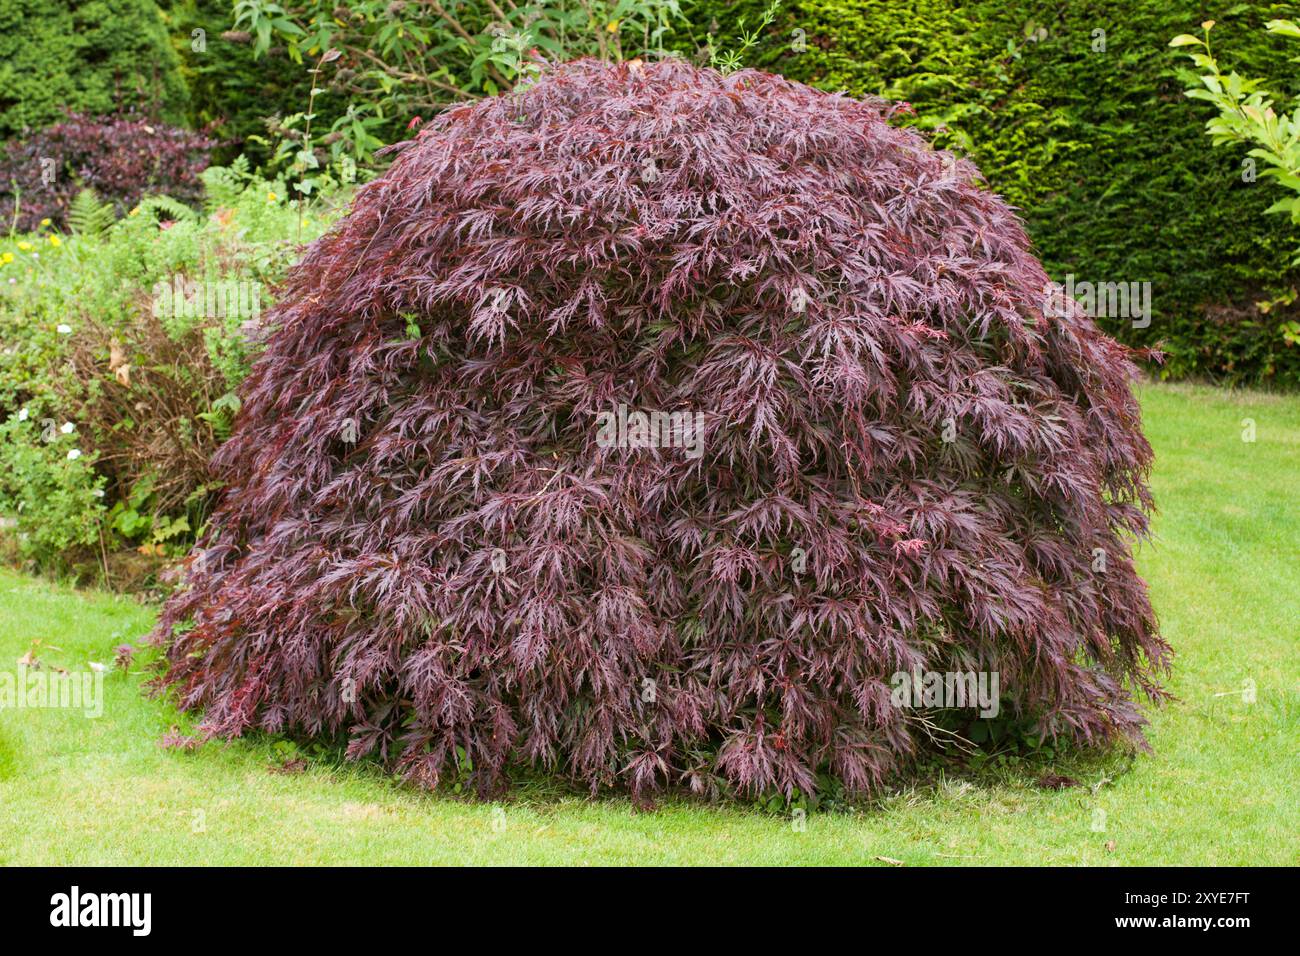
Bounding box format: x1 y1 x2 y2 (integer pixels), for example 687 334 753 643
153 60 1169 803
0 165 345 576
0 113 215 232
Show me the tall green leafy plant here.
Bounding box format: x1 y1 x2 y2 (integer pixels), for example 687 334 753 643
231 0 686 163
1174 18 1300 345
1174 20 1300 233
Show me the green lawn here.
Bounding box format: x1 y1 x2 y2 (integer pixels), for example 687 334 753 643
1 382 1296 865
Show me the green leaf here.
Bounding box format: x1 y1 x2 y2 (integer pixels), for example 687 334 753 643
1265 19 1300 39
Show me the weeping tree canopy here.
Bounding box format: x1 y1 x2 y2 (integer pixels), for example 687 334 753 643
153 58 1168 803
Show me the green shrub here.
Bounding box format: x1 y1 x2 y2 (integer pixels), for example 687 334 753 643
0 404 105 561
222 0 688 168
0 0 189 139
1175 20 1300 233
685 0 1300 386
0 167 347 575
158 0 327 168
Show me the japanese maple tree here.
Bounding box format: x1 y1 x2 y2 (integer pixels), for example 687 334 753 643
153 59 1168 802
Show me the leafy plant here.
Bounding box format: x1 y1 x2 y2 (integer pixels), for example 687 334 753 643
229 0 686 162
0 401 105 565
66 189 116 240
705 0 779 74
154 60 1168 804
1173 19 1300 245
241 47 374 216
0 164 348 576
160 0 325 169
0 113 216 232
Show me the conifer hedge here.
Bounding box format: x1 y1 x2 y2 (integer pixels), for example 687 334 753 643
687 0 1300 386
0 0 189 139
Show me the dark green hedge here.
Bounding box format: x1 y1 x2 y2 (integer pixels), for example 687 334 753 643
687 0 1300 385
158 0 325 167
0 0 189 138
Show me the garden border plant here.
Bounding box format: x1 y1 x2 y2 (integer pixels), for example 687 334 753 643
152 58 1169 805
0 159 349 583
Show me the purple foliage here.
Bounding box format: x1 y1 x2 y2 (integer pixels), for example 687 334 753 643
0 113 215 230
152 60 1169 802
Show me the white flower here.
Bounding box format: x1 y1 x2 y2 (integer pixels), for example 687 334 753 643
66 449 81 461
60 421 75 434
88 661 105 674
17 408 28 421
92 488 105 498
7 278 14 285
56 324 71 335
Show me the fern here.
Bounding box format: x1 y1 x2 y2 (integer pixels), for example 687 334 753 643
200 155 253 214
66 188 115 238
135 195 199 224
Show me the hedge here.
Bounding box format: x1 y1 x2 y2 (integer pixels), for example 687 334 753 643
158 0 327 167
687 0 1300 385
0 0 189 139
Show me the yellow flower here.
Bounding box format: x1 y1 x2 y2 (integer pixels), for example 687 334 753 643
606 19 620 32
40 218 51 227
267 191 278 204
16 241 31 251
129 207 141 217
48 235 61 247
1202 20 1215 30
1 252 12 264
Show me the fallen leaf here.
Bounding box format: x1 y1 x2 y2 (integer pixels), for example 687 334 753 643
1105 840 1116 853
874 855 906 866
114 363 130 386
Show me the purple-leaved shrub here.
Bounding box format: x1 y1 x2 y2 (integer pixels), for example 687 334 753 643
0 113 214 231
153 60 1169 802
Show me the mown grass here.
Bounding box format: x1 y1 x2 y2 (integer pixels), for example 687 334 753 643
0 382 1296 865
